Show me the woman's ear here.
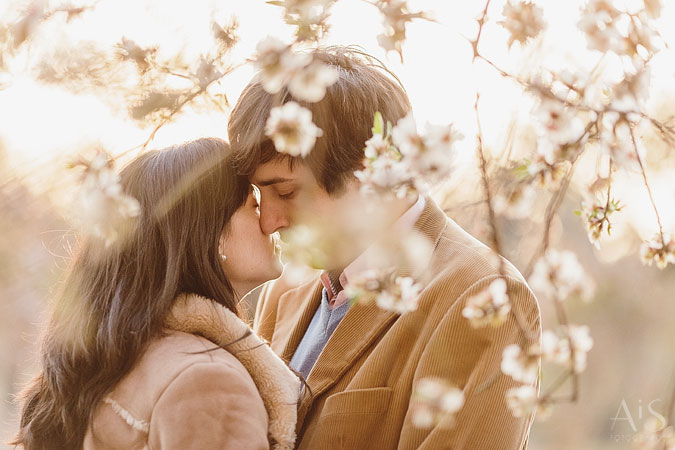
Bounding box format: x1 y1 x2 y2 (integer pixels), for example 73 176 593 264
218 232 228 260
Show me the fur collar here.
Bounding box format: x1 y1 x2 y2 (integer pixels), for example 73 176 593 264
165 293 300 450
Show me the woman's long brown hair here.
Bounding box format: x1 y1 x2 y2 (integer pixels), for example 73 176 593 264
12 137 250 449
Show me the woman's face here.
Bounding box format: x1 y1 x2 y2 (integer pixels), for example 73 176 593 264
219 185 283 296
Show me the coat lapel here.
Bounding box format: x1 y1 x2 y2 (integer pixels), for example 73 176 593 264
270 279 324 362
297 299 399 424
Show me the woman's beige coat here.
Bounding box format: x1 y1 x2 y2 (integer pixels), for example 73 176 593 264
83 293 300 450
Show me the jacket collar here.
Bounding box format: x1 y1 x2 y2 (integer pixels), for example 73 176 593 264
166 293 300 450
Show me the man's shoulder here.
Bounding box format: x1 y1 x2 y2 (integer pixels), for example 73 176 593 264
260 268 321 305
424 216 532 306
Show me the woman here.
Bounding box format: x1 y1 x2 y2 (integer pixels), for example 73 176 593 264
12 138 299 450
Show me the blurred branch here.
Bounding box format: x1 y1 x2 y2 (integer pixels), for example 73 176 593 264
474 92 534 342
667 370 675 430
641 113 675 150
543 301 579 403
138 61 244 149
523 120 597 278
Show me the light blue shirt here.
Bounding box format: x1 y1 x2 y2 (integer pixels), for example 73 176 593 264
290 288 350 379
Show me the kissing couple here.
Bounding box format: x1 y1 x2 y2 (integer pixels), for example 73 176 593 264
14 46 541 450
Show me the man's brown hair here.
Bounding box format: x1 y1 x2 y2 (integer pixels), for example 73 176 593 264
228 46 412 194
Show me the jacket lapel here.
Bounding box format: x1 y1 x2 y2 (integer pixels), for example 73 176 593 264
270 279 324 362
297 299 399 423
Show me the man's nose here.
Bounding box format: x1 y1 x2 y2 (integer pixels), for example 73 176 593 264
259 199 290 235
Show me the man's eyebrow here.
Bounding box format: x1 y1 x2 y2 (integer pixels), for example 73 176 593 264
256 177 294 186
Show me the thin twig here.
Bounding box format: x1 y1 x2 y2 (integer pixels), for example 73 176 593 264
641 114 675 149
470 0 493 61
539 369 575 402
141 89 202 149
600 158 613 233
629 125 665 241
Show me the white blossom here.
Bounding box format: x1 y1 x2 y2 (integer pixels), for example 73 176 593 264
414 123 463 185
356 115 413 198
278 223 328 268
391 113 424 157
498 0 546 48
376 276 421 313
534 98 584 164
374 0 426 61
540 329 570 366
276 0 337 42
599 112 644 169
254 37 338 103
567 324 594 373
355 149 411 198
358 112 463 197
501 343 540 384
577 0 623 53
265 101 323 157
254 37 310 94
390 113 463 189
578 195 622 248
505 385 539 418
410 377 464 428
640 233 675 269
345 269 422 314
578 0 660 58
364 133 390 159
611 66 651 111
462 278 512 328
529 249 595 302
538 325 593 373
288 60 338 102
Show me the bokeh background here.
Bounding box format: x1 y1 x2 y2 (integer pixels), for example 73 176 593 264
1 0 674 448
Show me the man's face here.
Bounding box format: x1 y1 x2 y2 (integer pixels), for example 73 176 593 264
250 158 366 268
251 158 346 233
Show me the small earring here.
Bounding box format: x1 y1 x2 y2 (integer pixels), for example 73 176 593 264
220 254 227 261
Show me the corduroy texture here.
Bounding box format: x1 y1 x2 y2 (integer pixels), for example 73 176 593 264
83 294 300 450
254 197 542 450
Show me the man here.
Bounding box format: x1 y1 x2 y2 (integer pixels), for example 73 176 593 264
228 46 541 449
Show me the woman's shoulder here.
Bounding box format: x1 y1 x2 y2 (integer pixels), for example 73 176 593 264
84 330 268 449
121 330 259 404
85 330 268 449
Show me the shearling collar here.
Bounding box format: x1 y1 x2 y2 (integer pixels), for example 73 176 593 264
165 293 300 450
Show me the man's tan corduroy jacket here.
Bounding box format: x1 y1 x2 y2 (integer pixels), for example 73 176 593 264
254 198 542 450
